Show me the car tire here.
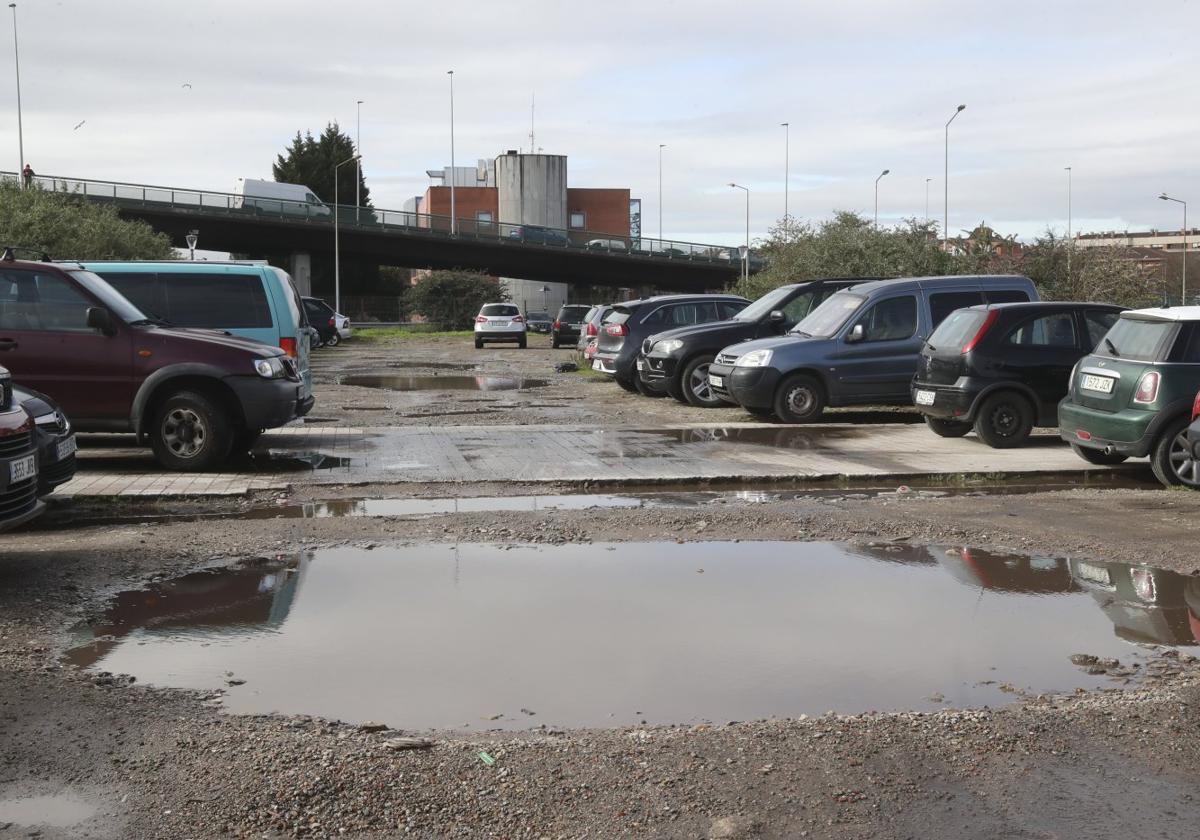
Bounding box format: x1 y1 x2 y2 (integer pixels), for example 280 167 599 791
681 355 724 408
973 391 1034 448
552 338 560 349
475 337 483 349
773 374 826 423
615 376 638 393
1069 443 1128 465
519 337 527 349
635 376 666 398
1151 417 1200 488
924 416 972 438
326 332 340 347
149 389 233 472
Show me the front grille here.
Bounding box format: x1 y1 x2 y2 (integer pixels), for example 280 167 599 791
716 353 739 366
282 357 300 381
43 454 76 488
0 478 37 518
0 431 31 458
0 381 9 411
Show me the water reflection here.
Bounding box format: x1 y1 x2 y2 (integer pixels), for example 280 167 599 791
340 375 548 392
1069 559 1200 646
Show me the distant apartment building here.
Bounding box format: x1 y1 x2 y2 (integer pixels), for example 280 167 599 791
1075 228 1199 251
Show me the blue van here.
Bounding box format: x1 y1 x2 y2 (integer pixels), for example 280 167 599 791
79 261 314 417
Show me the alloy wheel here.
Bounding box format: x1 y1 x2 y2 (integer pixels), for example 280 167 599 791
1168 431 1200 486
689 364 713 402
162 407 208 459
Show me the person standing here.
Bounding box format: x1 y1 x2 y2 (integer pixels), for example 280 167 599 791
21 164 34 188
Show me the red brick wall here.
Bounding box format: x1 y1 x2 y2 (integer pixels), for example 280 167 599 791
567 189 630 237
420 187 499 235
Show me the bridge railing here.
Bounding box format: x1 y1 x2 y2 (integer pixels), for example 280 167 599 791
1 171 758 269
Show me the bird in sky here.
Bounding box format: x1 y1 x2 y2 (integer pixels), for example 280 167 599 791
73 120 86 131
181 83 192 89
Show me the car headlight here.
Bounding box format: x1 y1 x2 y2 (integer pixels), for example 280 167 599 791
34 410 69 434
655 339 684 354
254 357 285 378
734 349 773 368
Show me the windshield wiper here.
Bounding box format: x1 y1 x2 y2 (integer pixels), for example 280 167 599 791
790 329 812 337
1104 337 1120 356
129 317 172 327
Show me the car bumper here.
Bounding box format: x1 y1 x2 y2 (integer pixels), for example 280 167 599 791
227 376 303 431
476 329 525 340
554 328 582 342
337 326 353 340
591 352 620 375
0 444 43 531
529 324 552 333
910 381 979 421
34 431 77 495
637 354 679 388
720 365 782 409
1058 398 1158 458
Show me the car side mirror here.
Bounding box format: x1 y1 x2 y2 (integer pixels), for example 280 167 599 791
846 323 865 343
86 306 115 336
767 310 786 323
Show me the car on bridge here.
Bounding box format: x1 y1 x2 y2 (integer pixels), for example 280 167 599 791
0 254 307 471
234 178 331 218
507 225 569 247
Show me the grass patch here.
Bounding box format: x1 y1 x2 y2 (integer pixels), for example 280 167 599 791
357 326 474 341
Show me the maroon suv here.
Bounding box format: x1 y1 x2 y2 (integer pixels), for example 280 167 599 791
0 365 43 531
0 255 304 471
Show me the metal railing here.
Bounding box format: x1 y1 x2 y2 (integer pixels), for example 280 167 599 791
2 171 755 267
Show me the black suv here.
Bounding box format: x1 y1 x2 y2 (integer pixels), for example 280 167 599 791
912 301 1124 447
592 294 750 393
637 279 861 407
552 304 592 348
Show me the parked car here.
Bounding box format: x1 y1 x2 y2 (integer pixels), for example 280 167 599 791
576 305 614 351
526 312 554 334
592 294 751 393
911 302 1125 447
84 261 314 413
0 366 43 531
0 256 306 470
507 225 569 247
1060 306 1200 488
474 303 526 348
302 296 351 347
587 239 627 252
708 275 1039 423
637 279 861 407
14 384 76 495
552 304 592 349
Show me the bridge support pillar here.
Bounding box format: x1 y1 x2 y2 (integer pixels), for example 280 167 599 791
289 253 312 296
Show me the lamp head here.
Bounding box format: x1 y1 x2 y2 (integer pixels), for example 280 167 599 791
881 169 890 177
956 104 966 112
1160 193 1170 201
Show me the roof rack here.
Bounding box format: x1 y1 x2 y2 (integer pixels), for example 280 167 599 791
0 245 51 262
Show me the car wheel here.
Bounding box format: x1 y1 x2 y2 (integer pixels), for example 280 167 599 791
680 355 725 408
552 338 560 349
772 374 826 423
519 337 527 349
924 416 972 438
149 389 233 471
326 332 340 347
615 376 638 393
1069 443 1128 465
475 337 483 349
973 391 1034 448
635 376 666 398
1151 417 1200 488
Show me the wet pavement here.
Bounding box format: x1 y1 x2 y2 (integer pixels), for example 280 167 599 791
339 374 548 391
0 792 98 829
65 542 1184 730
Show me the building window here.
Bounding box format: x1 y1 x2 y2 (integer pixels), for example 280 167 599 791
476 211 494 231
569 211 586 230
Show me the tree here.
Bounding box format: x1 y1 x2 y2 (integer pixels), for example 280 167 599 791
272 123 370 207
406 270 506 329
0 181 174 260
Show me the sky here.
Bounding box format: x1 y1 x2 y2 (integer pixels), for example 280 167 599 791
1 0 1196 247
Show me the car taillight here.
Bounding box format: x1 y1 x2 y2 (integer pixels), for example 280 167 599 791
475 315 488 323
587 323 598 336
961 310 999 355
1192 390 1200 420
512 315 524 323
553 319 561 330
605 323 628 337
329 317 336 328
279 337 297 358
1133 371 1160 404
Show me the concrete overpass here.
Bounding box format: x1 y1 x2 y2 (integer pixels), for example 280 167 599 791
8 172 752 292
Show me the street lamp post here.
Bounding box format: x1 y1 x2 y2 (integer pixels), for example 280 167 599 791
1065 166 1073 277
944 104 966 251
447 70 456 235
874 169 890 228
781 122 790 222
658 144 665 245
925 178 932 223
729 182 750 283
334 153 361 314
8 3 24 187
1161 192 1188 303
185 230 199 261
355 99 363 223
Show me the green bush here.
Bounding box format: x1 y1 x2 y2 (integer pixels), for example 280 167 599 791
405 270 507 330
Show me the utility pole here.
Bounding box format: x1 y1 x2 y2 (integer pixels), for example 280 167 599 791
874 169 889 228
944 104 966 251
781 122 789 222
1065 166 1072 277
355 99 363 223
447 70 456 234
658 144 665 244
9 3 24 187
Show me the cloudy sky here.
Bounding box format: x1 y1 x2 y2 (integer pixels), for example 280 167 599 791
2 0 1196 246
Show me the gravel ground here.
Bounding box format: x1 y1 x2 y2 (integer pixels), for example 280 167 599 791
4 333 1200 838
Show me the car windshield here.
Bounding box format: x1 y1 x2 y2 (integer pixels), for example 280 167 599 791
927 308 989 352
733 285 798 322
560 306 590 319
1100 317 1177 362
68 270 149 324
481 304 519 317
791 292 865 337
528 312 551 320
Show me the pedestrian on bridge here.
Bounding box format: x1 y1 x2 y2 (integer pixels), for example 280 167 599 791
21 164 34 188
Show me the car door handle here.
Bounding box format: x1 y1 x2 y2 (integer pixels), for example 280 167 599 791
0 338 17 351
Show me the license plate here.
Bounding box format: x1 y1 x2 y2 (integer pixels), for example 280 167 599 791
636 358 645 371
493 321 509 328
914 389 936 406
592 360 603 371
1074 561 1112 587
709 374 724 388
57 435 77 460
1080 374 1114 394
10 453 35 483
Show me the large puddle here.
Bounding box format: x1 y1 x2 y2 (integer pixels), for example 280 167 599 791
339 374 548 392
64 542 1193 730
0 792 97 828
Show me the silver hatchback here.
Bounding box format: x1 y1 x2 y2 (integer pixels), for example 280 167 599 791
474 303 527 349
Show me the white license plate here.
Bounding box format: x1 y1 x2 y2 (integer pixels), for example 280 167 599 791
1080 374 1115 394
592 360 603 371
57 435 77 460
1074 561 1112 587
914 389 936 406
493 321 509 328
709 374 724 388
10 453 35 483
636 358 645 371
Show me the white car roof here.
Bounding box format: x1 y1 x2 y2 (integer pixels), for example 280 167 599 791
1125 306 1200 322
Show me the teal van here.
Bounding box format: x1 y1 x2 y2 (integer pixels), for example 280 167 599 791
79 262 314 416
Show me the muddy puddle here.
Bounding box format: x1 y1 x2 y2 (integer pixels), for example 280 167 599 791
64 542 1190 730
0 792 97 828
339 374 548 392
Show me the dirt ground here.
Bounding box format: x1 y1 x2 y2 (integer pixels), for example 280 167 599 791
5 332 1200 839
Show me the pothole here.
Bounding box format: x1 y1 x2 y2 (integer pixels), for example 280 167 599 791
339 375 549 392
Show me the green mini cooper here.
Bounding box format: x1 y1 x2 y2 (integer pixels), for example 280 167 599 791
1059 307 1200 488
